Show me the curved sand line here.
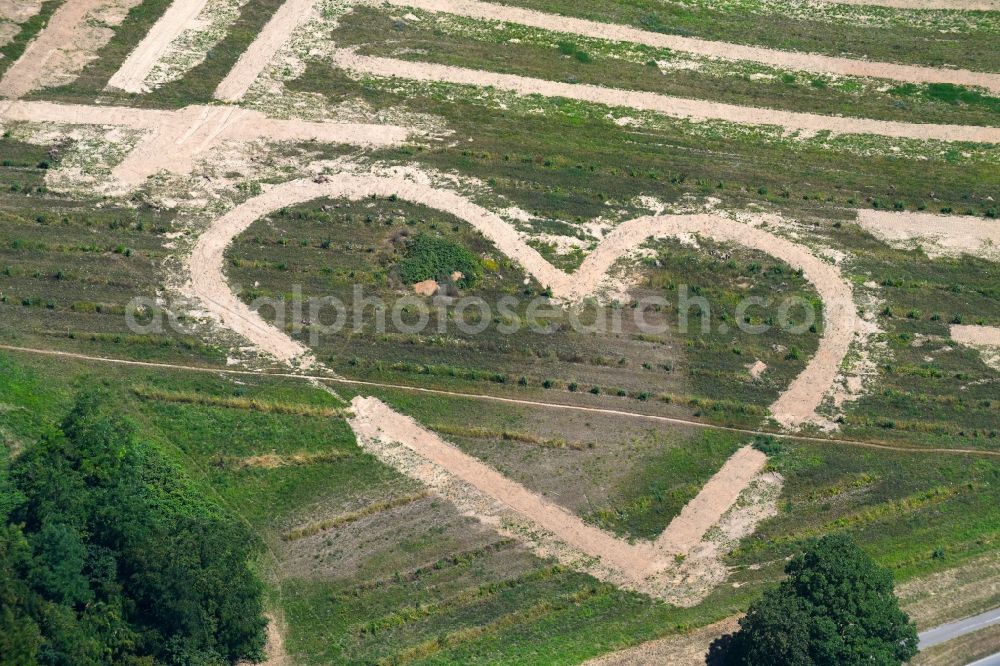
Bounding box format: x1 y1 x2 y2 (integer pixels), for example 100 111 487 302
105 0 210 93
382 0 1000 94
188 175 863 427
0 0 132 98
0 101 413 186
856 210 1000 260
349 395 768 595
213 0 317 102
332 50 1000 144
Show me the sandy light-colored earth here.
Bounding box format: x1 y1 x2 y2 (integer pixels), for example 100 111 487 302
213 0 317 101
379 0 1000 94
105 0 211 93
0 0 142 99
856 210 1000 260
0 100 414 186
951 325 1000 370
0 0 44 24
331 49 1000 143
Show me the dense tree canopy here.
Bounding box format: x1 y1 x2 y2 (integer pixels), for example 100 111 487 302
722 534 918 666
0 390 267 665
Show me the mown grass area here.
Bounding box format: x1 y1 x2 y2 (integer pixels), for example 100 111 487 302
3 351 998 664
489 0 1000 71
289 65 1000 223
335 7 1000 127
0 0 63 80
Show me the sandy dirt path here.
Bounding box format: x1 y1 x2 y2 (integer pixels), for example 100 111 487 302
188 175 861 428
856 210 1000 260
349 395 767 590
654 446 767 552
0 0 139 98
331 50 1000 143
952 324 1000 346
0 100 412 186
213 0 316 102
105 0 210 93
382 0 1000 94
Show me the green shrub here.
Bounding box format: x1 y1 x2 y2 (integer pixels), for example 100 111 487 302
398 234 481 287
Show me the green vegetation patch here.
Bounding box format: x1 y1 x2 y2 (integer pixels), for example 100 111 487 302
398 233 482 287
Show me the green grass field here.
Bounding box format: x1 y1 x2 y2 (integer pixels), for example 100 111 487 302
1 0 999 661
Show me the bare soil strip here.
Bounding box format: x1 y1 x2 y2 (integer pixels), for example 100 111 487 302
105 0 210 93
856 210 1000 260
0 101 412 186
349 395 767 594
188 175 862 427
331 50 1000 143
213 0 316 102
0 0 45 24
381 0 1000 94
0 0 139 98
951 324 1000 346
654 446 767 552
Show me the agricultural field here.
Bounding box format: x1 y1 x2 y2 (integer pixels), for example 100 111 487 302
0 0 998 663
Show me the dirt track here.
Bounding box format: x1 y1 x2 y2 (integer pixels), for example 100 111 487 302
382 0 1000 94
0 101 412 186
332 50 1000 143
856 210 1000 260
213 0 317 101
105 0 210 93
0 0 139 98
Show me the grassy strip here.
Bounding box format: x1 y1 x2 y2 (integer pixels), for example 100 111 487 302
429 422 589 450
767 485 970 548
491 0 1000 71
355 565 565 637
282 491 433 541
384 584 604 666
0 0 64 79
221 449 354 470
131 385 349 418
